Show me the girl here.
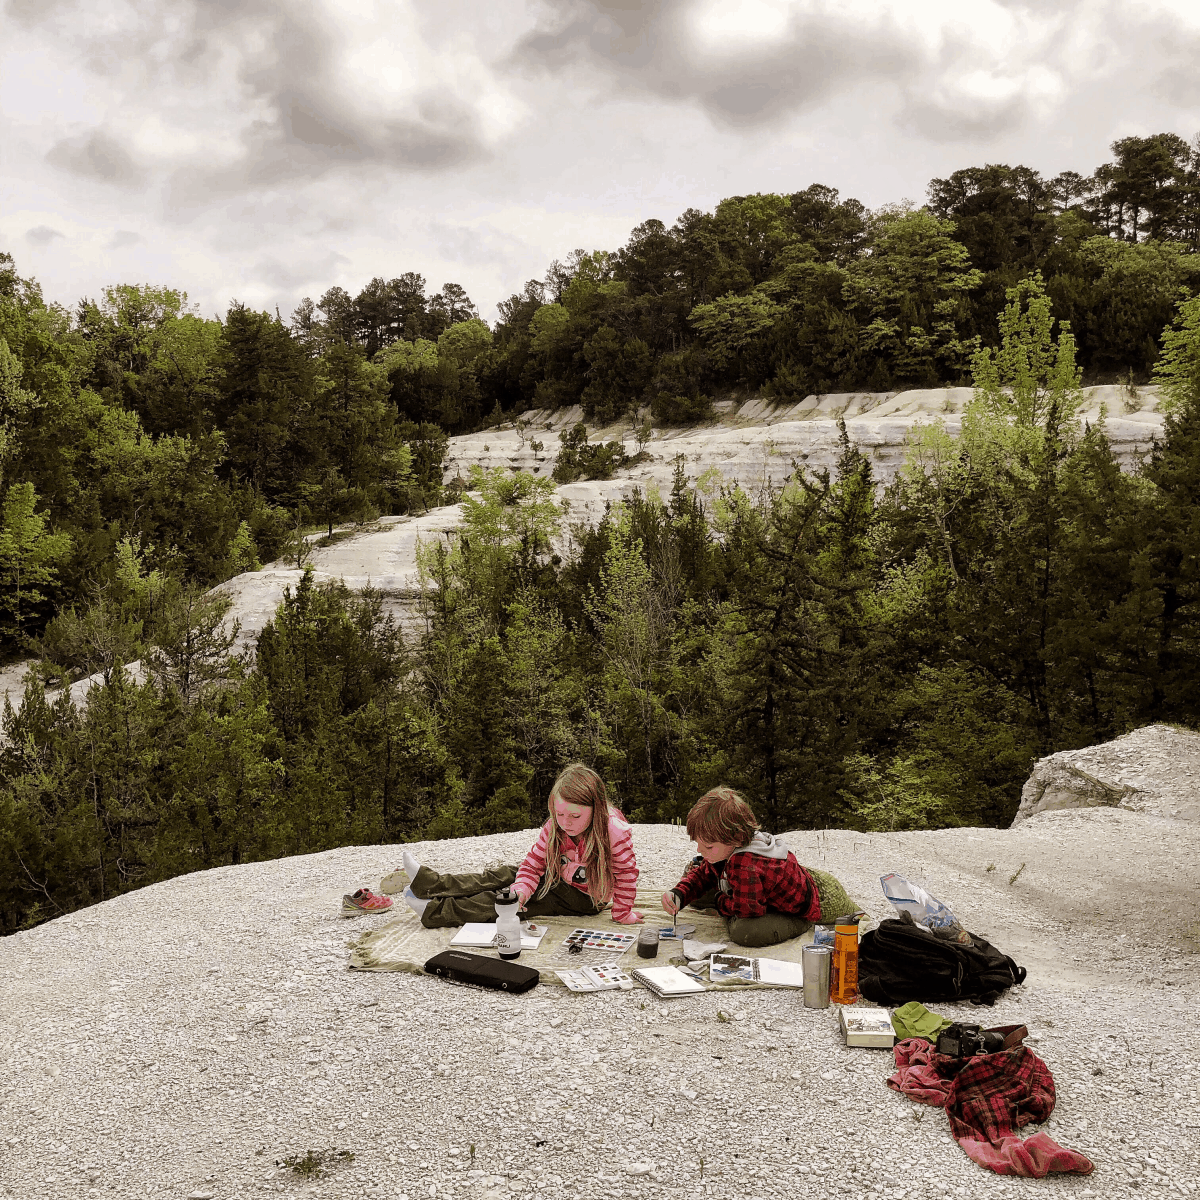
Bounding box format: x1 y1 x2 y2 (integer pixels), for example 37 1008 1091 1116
401 763 644 928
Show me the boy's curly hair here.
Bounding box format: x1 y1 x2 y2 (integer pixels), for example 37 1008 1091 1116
686 787 760 847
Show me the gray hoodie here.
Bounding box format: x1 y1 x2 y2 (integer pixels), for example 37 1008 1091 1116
717 831 791 895
728 831 790 861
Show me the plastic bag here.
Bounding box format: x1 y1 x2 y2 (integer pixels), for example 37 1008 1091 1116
880 873 961 931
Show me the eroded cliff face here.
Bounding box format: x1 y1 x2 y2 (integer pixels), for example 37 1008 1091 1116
211 383 1166 655
5 384 1167 713
443 383 1165 502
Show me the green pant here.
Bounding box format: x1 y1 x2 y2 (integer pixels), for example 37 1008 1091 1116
688 866 856 949
728 911 813 947
410 864 602 929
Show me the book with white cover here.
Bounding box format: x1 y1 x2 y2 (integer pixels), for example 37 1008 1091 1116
838 1007 895 1048
630 965 707 997
709 953 805 988
449 922 548 951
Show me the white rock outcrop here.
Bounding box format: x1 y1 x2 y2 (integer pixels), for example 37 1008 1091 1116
1011 723 1200 827
3 812 1197 1199
443 383 1166 499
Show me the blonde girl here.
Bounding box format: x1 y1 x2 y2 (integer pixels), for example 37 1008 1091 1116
401 764 644 928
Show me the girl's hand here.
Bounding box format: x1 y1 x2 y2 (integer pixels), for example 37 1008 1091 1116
515 887 532 910
661 890 680 916
613 910 645 925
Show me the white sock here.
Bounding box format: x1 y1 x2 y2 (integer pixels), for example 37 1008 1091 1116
403 887 429 918
402 850 422 881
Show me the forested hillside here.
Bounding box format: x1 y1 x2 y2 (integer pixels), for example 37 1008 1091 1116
2 134 1200 931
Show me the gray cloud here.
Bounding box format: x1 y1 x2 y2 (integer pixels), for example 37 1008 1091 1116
24 0 492 201
511 0 919 130
25 225 64 246
1141 19 1200 109
427 219 531 268
3 0 70 27
252 250 351 291
10 0 1200 330
45 129 144 184
900 96 1031 144
284 96 361 153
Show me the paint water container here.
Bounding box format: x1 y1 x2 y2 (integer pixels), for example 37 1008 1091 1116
493 888 522 960
830 914 861 1005
637 927 660 959
802 944 832 1009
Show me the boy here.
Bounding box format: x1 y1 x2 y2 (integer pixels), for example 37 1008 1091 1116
661 786 854 947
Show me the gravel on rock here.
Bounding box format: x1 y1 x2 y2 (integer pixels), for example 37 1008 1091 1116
2 809 1198 1200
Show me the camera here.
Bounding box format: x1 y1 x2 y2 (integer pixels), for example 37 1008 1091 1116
935 1022 1006 1059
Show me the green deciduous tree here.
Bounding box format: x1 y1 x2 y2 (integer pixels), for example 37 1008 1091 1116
688 293 784 373
0 482 72 644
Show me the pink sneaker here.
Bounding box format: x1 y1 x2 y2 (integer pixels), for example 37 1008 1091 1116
341 888 394 917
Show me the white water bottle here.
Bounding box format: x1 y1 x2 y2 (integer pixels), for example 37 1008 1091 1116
494 888 522 960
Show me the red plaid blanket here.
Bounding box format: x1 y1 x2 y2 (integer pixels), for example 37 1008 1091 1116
889 1038 1094 1177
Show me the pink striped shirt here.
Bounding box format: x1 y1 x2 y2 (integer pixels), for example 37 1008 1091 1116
514 810 640 921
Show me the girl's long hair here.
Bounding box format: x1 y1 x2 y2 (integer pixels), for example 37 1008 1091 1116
535 763 617 906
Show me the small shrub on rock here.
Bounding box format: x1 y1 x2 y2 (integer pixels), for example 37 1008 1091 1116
552 422 628 483
651 392 715 426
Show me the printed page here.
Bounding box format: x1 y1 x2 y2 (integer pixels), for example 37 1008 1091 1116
520 922 548 949
451 922 548 950
709 953 757 983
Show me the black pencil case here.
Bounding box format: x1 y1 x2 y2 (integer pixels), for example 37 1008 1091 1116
423 950 540 993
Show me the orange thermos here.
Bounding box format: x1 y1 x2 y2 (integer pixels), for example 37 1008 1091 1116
830 914 861 1005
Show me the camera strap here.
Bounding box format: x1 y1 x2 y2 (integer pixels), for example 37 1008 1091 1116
990 1024 1029 1051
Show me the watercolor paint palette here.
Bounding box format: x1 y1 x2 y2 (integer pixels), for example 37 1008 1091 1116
561 928 638 953
558 962 635 992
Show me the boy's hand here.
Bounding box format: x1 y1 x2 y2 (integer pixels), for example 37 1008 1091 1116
661 890 680 916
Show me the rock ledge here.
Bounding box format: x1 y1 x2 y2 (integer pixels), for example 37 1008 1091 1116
1012 723 1200 826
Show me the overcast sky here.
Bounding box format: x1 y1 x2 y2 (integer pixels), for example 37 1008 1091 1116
3 0 1200 325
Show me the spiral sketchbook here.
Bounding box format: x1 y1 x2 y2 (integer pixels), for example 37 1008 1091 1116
630 965 707 997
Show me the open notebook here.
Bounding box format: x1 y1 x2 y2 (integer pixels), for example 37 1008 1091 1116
630 965 707 998
708 953 805 988
449 922 548 951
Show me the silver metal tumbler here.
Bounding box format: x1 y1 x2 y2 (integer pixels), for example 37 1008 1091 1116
802 944 832 1008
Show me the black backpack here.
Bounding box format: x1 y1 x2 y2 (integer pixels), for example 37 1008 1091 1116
857 917 1027 1007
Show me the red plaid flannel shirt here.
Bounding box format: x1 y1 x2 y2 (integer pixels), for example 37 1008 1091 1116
889 1039 1094 1178
672 849 820 921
